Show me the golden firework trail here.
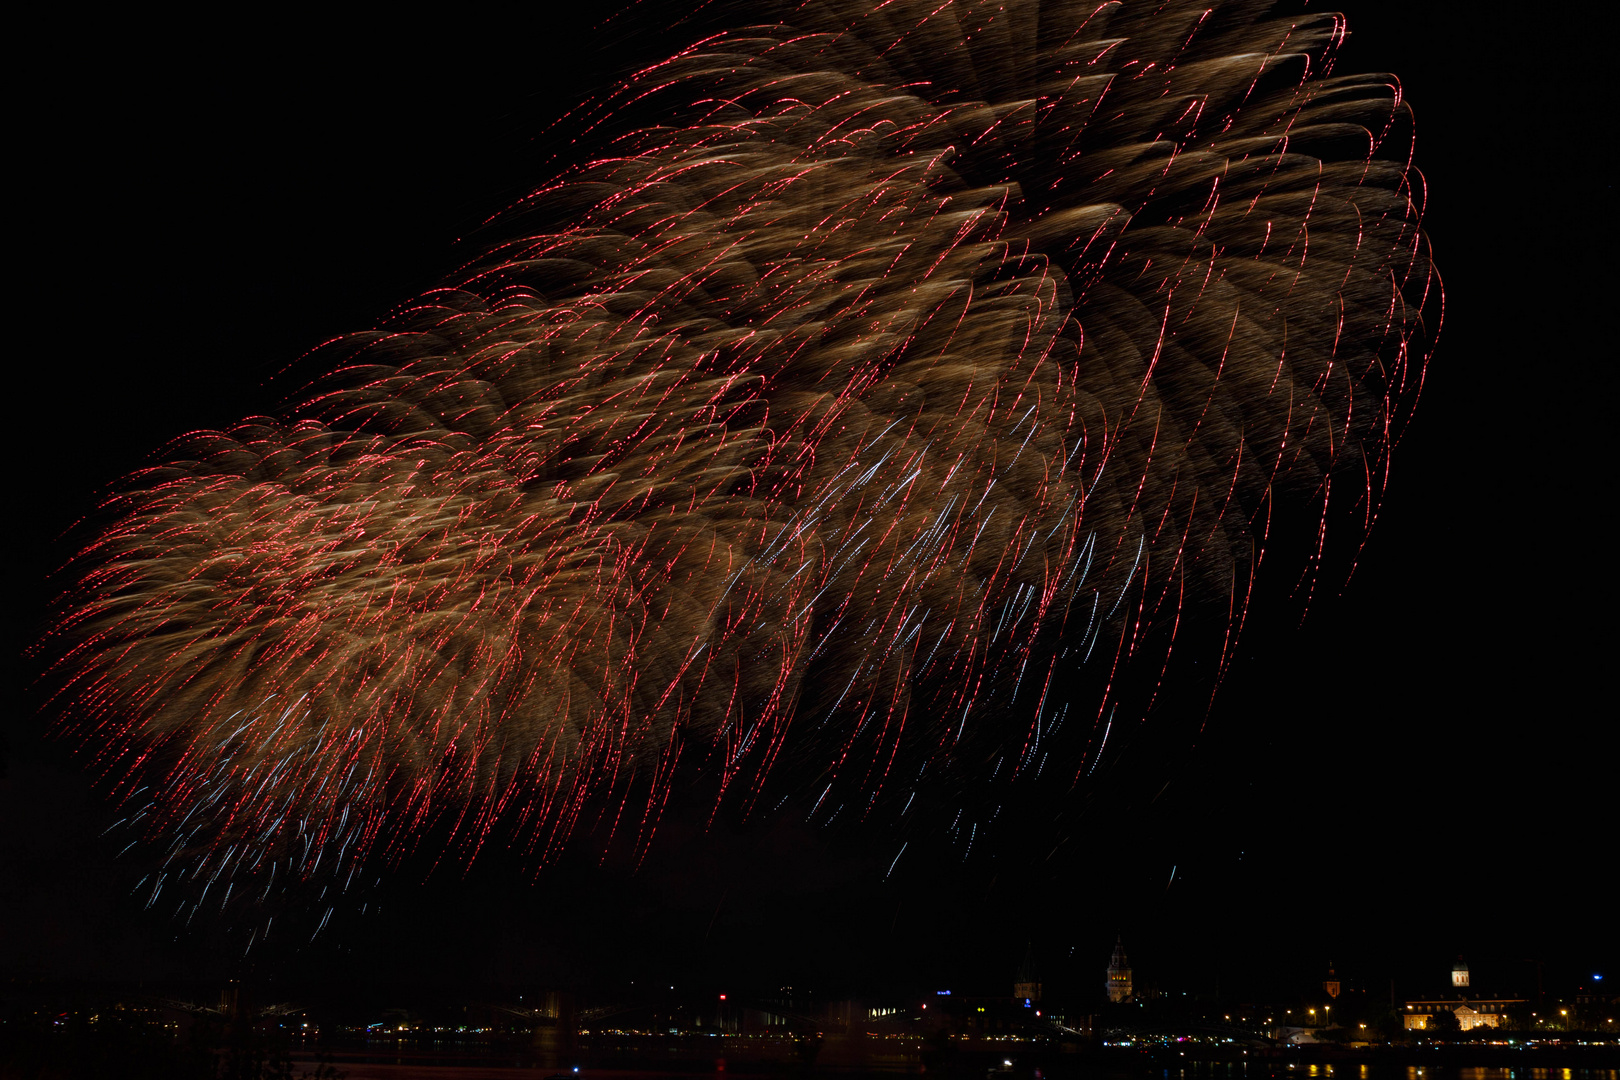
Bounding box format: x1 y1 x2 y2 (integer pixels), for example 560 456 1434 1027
48 0 1436 926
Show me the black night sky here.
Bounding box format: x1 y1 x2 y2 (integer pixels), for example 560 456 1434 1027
7 3 1613 1009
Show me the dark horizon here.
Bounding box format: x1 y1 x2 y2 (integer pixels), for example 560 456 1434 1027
6 0 1612 1007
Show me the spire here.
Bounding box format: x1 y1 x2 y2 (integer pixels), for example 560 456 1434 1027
1106 935 1133 1003
1014 942 1041 1003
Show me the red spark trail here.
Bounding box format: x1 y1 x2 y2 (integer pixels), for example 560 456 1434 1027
44 0 1436 933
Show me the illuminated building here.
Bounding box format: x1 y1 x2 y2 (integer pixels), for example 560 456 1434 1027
1403 999 1519 1031
1323 963 1341 999
1404 957 1522 1031
1014 945 1041 1003
1106 937 1133 1004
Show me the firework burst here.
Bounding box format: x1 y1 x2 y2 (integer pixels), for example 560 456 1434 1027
48 0 1436 927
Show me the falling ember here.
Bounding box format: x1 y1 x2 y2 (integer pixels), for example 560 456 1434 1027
47 0 1435 923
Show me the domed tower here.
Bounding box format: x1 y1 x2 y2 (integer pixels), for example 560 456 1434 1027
1452 957 1470 989
1323 963 1341 999
1106 936 1133 1004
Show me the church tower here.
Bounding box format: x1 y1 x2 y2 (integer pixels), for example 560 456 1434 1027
1323 962 1341 999
1106 936 1133 1003
1452 957 1470 989
1014 943 1041 1003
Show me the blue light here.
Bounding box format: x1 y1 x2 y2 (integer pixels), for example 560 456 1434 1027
1596 974 1604 981
937 990 951 996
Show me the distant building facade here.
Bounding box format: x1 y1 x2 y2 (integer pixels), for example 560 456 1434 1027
1403 999 1519 1031
1405 957 1523 1031
1106 937 1133 1004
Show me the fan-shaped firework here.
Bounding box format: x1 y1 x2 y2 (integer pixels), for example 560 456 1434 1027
50 0 1434 921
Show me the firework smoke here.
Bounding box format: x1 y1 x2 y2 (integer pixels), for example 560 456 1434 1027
49 0 1434 923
